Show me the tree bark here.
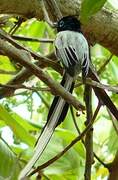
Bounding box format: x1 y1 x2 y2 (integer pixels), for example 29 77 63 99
0 0 118 56
0 0 43 18
109 151 118 180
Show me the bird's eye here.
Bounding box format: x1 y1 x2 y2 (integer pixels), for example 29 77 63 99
59 20 64 27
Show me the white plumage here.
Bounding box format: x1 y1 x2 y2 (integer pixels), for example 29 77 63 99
54 31 89 76
18 74 73 180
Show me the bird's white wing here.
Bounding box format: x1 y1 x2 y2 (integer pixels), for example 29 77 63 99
54 31 89 75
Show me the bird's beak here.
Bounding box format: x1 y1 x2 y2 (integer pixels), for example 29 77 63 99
53 22 58 28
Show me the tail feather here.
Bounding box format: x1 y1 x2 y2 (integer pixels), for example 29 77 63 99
19 73 74 180
47 73 74 126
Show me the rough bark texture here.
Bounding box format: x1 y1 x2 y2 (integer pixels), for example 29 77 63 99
84 8 118 56
109 151 118 180
0 0 43 18
0 0 118 56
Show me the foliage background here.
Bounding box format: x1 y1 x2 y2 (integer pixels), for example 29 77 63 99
0 0 118 179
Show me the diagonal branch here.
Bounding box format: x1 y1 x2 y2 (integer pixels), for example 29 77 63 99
89 66 118 121
0 38 85 111
0 29 61 73
12 35 54 43
28 102 100 177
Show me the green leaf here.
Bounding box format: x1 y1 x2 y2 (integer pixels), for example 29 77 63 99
11 112 39 132
0 139 20 179
56 129 85 158
107 126 118 154
80 0 107 23
0 56 16 83
0 105 35 146
35 135 84 180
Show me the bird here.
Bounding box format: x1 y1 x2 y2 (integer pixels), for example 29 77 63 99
19 15 90 179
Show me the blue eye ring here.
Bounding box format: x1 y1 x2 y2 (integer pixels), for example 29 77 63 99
59 20 64 27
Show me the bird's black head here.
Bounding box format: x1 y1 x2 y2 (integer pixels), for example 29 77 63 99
57 16 81 32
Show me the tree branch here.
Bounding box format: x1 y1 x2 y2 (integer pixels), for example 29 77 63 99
0 38 85 111
84 85 93 180
0 52 61 98
109 150 118 180
0 69 16 75
88 67 118 121
0 29 61 73
12 35 54 43
76 77 118 93
0 1 118 56
0 83 50 92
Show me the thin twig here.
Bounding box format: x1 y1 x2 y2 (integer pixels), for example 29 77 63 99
12 35 54 43
0 83 50 92
36 91 50 109
9 17 26 35
0 69 17 75
70 106 81 134
30 92 33 119
107 109 118 136
76 77 118 93
70 106 85 145
94 153 109 168
28 103 101 177
0 137 17 156
97 54 113 75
